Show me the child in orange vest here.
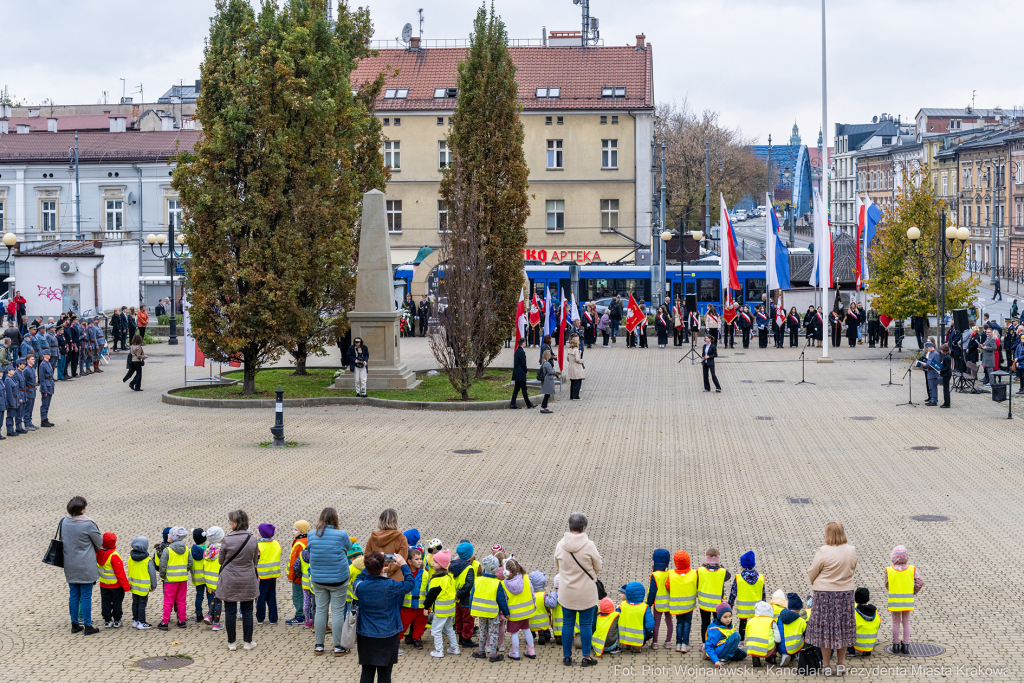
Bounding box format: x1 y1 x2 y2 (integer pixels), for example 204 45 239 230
97 532 131 628
885 545 923 654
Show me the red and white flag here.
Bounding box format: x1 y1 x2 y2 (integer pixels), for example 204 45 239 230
558 289 568 372
528 292 541 328
514 287 526 348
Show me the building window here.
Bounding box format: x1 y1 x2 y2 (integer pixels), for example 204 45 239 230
986 205 990 225
600 199 619 230
557 116 563 125
600 116 607 125
383 88 408 99
601 139 618 169
437 200 449 233
601 86 626 98
611 116 618 124
942 176 948 196
41 200 58 232
438 141 450 169
951 174 956 195
545 116 552 125
964 205 972 226
546 200 565 231
384 140 400 169
963 168 971 189
448 117 453 125
433 87 458 98
437 117 444 125
547 140 563 169
393 118 401 126
0 200 4 232
950 119 961 130
535 87 560 98
386 200 402 233
882 137 892 146
105 199 123 231
168 198 181 230
382 118 390 126
1018 203 1022 228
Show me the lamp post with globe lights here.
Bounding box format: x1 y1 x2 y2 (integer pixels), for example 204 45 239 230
145 232 187 345
1 231 16 263
906 210 970 342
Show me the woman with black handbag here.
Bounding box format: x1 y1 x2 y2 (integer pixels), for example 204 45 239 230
553 512 603 667
58 496 103 634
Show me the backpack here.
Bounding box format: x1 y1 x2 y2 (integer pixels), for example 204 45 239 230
536 365 545 382
797 645 822 675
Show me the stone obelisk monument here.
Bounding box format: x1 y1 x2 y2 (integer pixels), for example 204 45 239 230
336 189 418 390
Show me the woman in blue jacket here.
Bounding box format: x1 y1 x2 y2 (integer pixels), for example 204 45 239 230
354 551 413 683
306 508 352 656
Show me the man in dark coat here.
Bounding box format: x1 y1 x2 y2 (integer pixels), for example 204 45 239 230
417 296 431 337
110 312 123 351
509 337 534 409
701 334 721 392
911 315 926 350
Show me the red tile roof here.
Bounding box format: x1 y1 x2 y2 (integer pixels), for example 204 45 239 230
8 114 136 133
352 45 654 112
0 130 200 163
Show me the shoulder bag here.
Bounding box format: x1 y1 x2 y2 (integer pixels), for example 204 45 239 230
43 519 65 567
569 551 606 600
218 534 252 574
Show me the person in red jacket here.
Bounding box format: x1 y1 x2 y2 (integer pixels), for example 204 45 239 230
97 532 131 627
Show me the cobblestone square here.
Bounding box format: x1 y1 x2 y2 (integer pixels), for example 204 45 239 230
3 337 1020 681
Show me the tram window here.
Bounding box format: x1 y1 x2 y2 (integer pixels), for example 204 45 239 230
696 278 718 302
685 282 695 295
745 278 766 304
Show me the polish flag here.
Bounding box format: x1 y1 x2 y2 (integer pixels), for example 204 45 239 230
514 287 527 347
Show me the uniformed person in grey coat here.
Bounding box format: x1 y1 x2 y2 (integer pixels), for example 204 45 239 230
39 351 55 428
13 357 27 433
3 364 17 436
0 359 6 439
92 319 105 373
80 320 93 376
22 353 38 430
45 324 58 359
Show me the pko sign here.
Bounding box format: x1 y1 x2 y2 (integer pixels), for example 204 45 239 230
522 249 603 264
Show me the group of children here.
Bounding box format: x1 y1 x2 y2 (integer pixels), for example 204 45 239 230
90 524 923 668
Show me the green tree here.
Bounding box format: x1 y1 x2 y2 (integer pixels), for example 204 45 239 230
440 3 530 378
174 0 375 392
869 172 977 321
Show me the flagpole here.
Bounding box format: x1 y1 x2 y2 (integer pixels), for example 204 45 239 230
819 0 831 362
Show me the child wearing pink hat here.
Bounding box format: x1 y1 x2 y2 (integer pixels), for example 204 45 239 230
423 549 460 657
884 545 923 654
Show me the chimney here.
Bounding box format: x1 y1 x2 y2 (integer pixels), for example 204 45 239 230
28 108 39 118
47 117 58 133
109 116 127 133
17 124 30 134
636 34 646 48
409 36 420 49
0 121 8 135
542 26 548 46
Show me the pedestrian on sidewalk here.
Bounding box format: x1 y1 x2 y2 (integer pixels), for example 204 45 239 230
219 510 260 651
61 496 103 635
354 551 413 682
993 278 1002 300
566 335 585 401
347 337 369 398
939 344 953 408
806 522 857 677
137 305 149 342
701 334 721 393
538 349 558 413
509 338 534 409
123 335 146 391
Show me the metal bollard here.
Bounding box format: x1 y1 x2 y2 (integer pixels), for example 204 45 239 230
271 386 286 446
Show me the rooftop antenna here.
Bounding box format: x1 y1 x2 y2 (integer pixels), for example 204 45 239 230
120 78 126 101
418 8 424 39
400 22 413 45
326 0 333 25
972 89 976 112
572 0 599 46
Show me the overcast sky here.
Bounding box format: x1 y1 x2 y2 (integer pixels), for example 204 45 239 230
5 0 1022 145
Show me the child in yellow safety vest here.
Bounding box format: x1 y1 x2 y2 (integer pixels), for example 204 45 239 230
704 602 746 668
847 587 881 657
127 536 158 630
190 528 209 624
527 569 552 645
157 526 193 630
646 549 673 649
400 546 427 649
769 589 788 616
469 554 509 662
775 594 807 667
255 524 281 625
728 551 765 641
668 550 698 653
745 601 778 667
617 582 654 653
203 526 225 631
697 549 732 643
547 574 564 645
96 532 130 628
575 597 620 656
500 558 537 660
885 546 923 655
423 549 459 658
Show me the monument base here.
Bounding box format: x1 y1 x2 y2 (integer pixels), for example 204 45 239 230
338 310 418 390
816 356 835 364
333 367 420 391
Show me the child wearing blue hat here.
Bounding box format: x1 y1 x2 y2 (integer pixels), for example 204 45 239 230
451 541 477 647
705 602 746 668
728 550 765 640
646 549 673 649
617 582 654 653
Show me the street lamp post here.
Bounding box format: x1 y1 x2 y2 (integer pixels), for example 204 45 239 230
907 211 970 342
146 232 187 345
705 141 711 241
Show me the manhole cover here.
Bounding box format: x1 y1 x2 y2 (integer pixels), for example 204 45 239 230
453 449 483 454
348 485 377 491
788 498 811 504
885 643 946 657
765 379 785 383
755 416 772 420
741 380 754 384
733 353 745 355
910 515 949 522
137 656 193 670
851 416 875 421
911 446 939 451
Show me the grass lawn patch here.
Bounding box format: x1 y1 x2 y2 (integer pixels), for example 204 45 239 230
172 367 514 402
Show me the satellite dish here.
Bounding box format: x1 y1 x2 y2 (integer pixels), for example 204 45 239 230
401 23 413 42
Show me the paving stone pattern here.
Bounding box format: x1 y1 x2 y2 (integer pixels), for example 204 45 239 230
3 338 1020 681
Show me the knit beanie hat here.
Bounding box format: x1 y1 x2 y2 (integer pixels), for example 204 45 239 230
347 542 363 559
754 601 773 618
294 520 310 535
854 587 870 605
623 581 646 604
258 523 275 539
740 550 756 569
673 550 691 573
652 548 670 570
771 589 786 604
890 545 909 569
192 528 206 545
102 532 117 550
715 602 733 621
480 555 499 574
161 527 172 543
456 541 474 561
168 527 187 542
434 549 452 570
705 550 721 565
787 592 804 610
491 544 505 555
427 538 443 553
206 526 225 545
529 569 546 591
403 528 420 547
599 597 615 614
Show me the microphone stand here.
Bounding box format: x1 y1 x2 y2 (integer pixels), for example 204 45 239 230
795 349 815 385
897 360 918 407
679 327 701 364
881 349 902 387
